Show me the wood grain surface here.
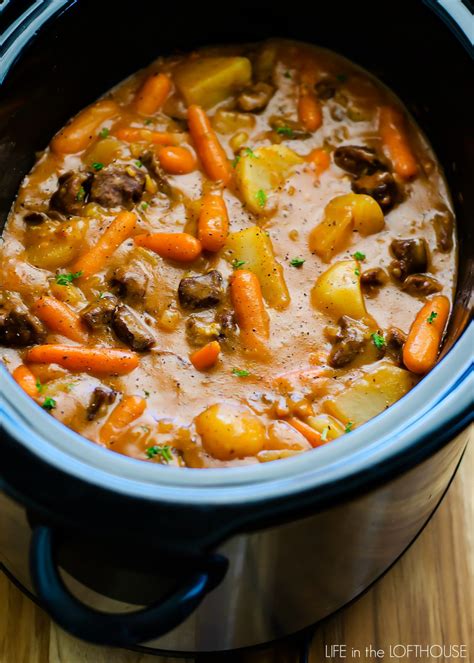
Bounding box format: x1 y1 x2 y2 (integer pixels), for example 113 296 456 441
0 438 471 663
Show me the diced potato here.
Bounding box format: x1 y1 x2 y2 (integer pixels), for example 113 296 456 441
325 361 416 426
309 194 384 262
306 413 345 440
50 281 87 307
309 196 353 262
225 225 290 309
26 218 87 270
311 260 368 320
84 136 122 167
212 109 255 135
195 403 265 460
235 145 303 215
174 57 252 109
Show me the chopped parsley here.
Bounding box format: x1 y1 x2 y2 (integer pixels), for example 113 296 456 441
354 268 361 276
55 271 83 286
243 147 256 158
276 126 294 138
321 426 329 442
143 390 150 398
232 155 241 168
35 379 44 394
427 311 438 324
145 445 173 462
232 259 246 270
345 421 353 433
144 118 153 125
42 397 56 411
353 251 366 261
290 257 305 268
99 127 109 138
91 162 104 171
371 331 386 350
141 201 149 210
336 73 348 83
135 160 143 168
232 368 250 378
75 186 86 202
256 189 267 208
284 70 292 79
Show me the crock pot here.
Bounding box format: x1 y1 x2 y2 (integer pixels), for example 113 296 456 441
0 0 472 656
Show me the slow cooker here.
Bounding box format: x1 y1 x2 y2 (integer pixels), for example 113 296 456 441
0 0 472 656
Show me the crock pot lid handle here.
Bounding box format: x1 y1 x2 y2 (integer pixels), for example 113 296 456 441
29 525 228 646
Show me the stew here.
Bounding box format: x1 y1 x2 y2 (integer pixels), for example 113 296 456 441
0 40 456 468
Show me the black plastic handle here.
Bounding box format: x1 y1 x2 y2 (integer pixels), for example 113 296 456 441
30 525 227 646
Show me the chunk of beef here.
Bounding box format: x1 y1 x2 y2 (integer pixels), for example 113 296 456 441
385 327 407 365
50 171 91 216
139 150 172 196
352 170 398 211
433 210 454 253
112 304 155 351
315 78 337 100
86 386 117 421
216 309 237 344
89 165 146 209
401 273 442 297
23 211 48 225
334 145 386 176
80 294 118 330
186 312 222 347
111 262 149 301
360 267 389 294
389 238 428 281
178 270 224 310
0 291 45 347
237 82 274 112
328 316 370 368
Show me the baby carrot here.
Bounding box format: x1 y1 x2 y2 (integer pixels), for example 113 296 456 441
114 127 178 146
286 417 325 448
134 73 172 115
51 99 119 154
298 85 322 132
100 395 146 445
379 106 418 180
134 232 202 262
26 345 139 375
187 105 232 185
157 146 196 174
73 211 137 278
305 147 330 176
197 192 229 252
33 296 88 344
230 270 269 348
190 341 221 371
12 364 39 399
403 295 450 374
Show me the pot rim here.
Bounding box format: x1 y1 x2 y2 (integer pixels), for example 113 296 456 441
1 323 472 506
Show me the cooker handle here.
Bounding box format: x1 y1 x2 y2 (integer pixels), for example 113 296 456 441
29 525 228 646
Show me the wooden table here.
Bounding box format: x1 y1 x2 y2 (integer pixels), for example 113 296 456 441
0 439 471 663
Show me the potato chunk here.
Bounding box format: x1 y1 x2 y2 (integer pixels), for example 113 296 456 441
195 402 265 460
225 226 290 309
235 145 303 214
325 361 416 426
174 57 252 109
309 193 384 262
26 218 87 270
311 260 368 320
